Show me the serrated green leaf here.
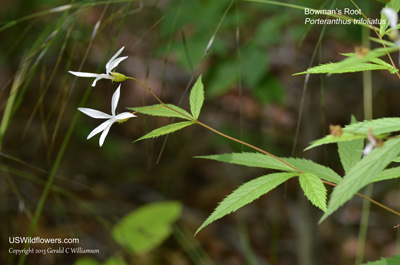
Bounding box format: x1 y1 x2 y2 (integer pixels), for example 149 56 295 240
338 138 364 174
369 57 399 74
360 254 400 265
343 117 400 135
369 37 395 47
295 62 393 75
195 152 297 172
393 156 400 162
189 75 205 119
295 46 400 76
373 167 400 182
128 104 192 120
195 172 297 235
305 133 366 150
320 138 400 223
282 157 342 184
112 201 182 254
135 121 194 142
299 173 327 212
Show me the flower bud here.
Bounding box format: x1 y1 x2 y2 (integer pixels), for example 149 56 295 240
111 72 128 82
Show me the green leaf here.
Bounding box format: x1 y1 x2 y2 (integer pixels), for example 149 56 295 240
112 201 182 254
196 172 297 234
373 167 400 182
189 75 205 119
369 57 399 74
369 37 395 47
343 117 400 135
295 62 395 75
305 133 366 150
295 47 400 76
360 255 400 265
135 121 194 142
320 138 400 223
282 157 342 184
299 173 327 212
338 138 364 174
128 104 192 120
393 156 400 163
195 152 297 172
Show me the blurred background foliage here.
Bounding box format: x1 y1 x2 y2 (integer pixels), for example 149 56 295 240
1 0 400 265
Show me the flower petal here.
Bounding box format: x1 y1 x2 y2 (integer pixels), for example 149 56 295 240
105 46 125 72
69 71 99 78
111 85 121 116
115 112 136 120
99 122 113 147
106 56 128 74
382 7 398 30
87 120 113 139
78 108 111 119
92 73 111 87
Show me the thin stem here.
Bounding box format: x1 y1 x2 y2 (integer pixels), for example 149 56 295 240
128 77 400 218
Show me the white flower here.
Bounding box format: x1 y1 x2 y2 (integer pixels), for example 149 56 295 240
362 128 378 157
69 46 128 87
382 7 400 43
78 85 136 146
382 7 398 30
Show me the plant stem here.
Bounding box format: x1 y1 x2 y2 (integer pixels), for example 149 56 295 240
129 77 400 219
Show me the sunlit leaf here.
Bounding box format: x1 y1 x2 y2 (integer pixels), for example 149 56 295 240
128 104 192 120
343 117 400 135
189 75 205 119
338 138 364 174
196 152 297 172
320 138 400 223
299 173 327 212
373 167 400 182
305 133 366 150
282 157 342 184
196 172 297 234
112 201 182 254
134 121 194 142
360 254 400 265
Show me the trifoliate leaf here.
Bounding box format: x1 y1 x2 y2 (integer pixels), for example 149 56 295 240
320 138 400 223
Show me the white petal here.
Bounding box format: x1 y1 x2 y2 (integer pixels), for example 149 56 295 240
106 56 128 74
92 73 111 87
115 112 136 120
382 7 398 30
87 120 113 139
111 85 121 116
105 46 125 72
99 122 113 147
78 108 111 119
69 71 99 78
362 142 375 157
